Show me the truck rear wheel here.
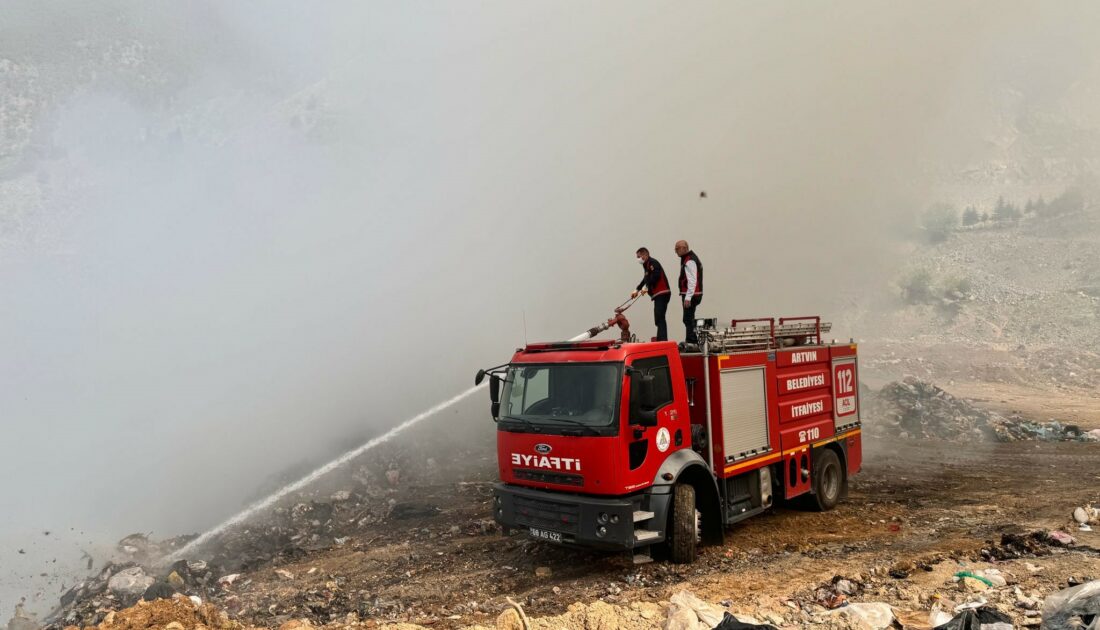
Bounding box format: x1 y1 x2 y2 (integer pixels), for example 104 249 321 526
668 483 697 564
809 449 843 512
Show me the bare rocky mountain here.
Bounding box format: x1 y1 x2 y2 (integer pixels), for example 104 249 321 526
865 206 1100 350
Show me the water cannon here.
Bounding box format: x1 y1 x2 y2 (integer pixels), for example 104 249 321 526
569 296 639 342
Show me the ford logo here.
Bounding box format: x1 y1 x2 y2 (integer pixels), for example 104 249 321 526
534 443 552 454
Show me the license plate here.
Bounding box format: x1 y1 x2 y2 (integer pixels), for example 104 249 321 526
528 527 563 543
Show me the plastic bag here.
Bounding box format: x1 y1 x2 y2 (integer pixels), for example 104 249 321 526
1040 580 1100 630
933 606 1013 630
712 612 778 630
953 571 993 587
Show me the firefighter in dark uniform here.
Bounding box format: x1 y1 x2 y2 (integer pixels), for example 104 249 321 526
630 247 672 341
675 240 703 345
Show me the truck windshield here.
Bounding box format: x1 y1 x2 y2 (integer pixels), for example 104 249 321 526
501 363 621 431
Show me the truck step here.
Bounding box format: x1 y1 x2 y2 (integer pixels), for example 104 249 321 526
632 510 655 522
634 529 660 543
631 553 653 565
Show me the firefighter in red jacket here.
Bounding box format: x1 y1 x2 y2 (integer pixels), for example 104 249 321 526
675 240 703 345
630 247 672 341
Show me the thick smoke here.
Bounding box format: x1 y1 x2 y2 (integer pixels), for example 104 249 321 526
2 0 1099 611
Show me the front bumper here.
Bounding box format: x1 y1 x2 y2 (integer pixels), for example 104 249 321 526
492 483 665 551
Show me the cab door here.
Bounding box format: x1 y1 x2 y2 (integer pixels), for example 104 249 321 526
620 350 691 492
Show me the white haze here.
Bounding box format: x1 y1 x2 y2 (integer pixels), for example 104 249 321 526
2 0 1099 611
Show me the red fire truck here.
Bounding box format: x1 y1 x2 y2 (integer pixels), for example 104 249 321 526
476 316 862 563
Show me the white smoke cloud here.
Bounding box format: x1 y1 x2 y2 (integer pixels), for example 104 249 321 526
2 0 1099 611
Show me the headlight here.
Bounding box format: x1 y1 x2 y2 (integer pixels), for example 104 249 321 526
609 514 620 524
597 512 609 524
596 526 607 538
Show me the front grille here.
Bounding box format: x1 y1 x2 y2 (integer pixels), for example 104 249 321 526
514 468 584 487
513 495 581 533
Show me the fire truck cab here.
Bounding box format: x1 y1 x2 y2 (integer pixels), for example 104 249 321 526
478 316 862 563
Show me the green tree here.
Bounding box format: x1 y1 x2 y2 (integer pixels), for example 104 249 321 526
962 206 980 226
899 269 934 304
994 196 1021 221
920 203 958 242
941 276 973 301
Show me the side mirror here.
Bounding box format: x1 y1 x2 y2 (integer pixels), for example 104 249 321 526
630 373 658 427
477 363 511 421
489 375 501 420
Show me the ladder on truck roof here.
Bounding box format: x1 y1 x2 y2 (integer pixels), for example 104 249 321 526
698 316 833 353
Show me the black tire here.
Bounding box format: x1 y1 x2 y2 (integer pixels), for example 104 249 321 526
809 449 844 512
668 483 697 564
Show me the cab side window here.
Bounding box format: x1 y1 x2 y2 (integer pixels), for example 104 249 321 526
507 366 549 414
632 356 673 410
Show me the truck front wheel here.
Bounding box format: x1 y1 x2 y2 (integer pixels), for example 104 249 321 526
668 483 697 564
809 449 843 511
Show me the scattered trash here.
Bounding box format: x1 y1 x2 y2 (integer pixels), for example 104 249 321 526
107 567 155 598
829 602 896 629
932 605 1013 630
967 569 1008 588
142 581 177 601
1015 592 1041 611
712 612 779 630
959 576 991 593
275 569 295 580
864 378 1000 441
929 609 954 627
217 574 241 587
864 377 1098 443
813 576 862 610
955 572 993 586
1073 505 1099 532
987 530 1064 560
1040 579 1100 630
665 591 767 630
1047 530 1076 546
835 579 856 595
997 416 1094 442
1067 576 1095 588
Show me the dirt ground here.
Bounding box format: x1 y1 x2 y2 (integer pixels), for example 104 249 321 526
216 432 1100 628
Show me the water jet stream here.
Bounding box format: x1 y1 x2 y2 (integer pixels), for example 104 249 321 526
163 384 484 563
